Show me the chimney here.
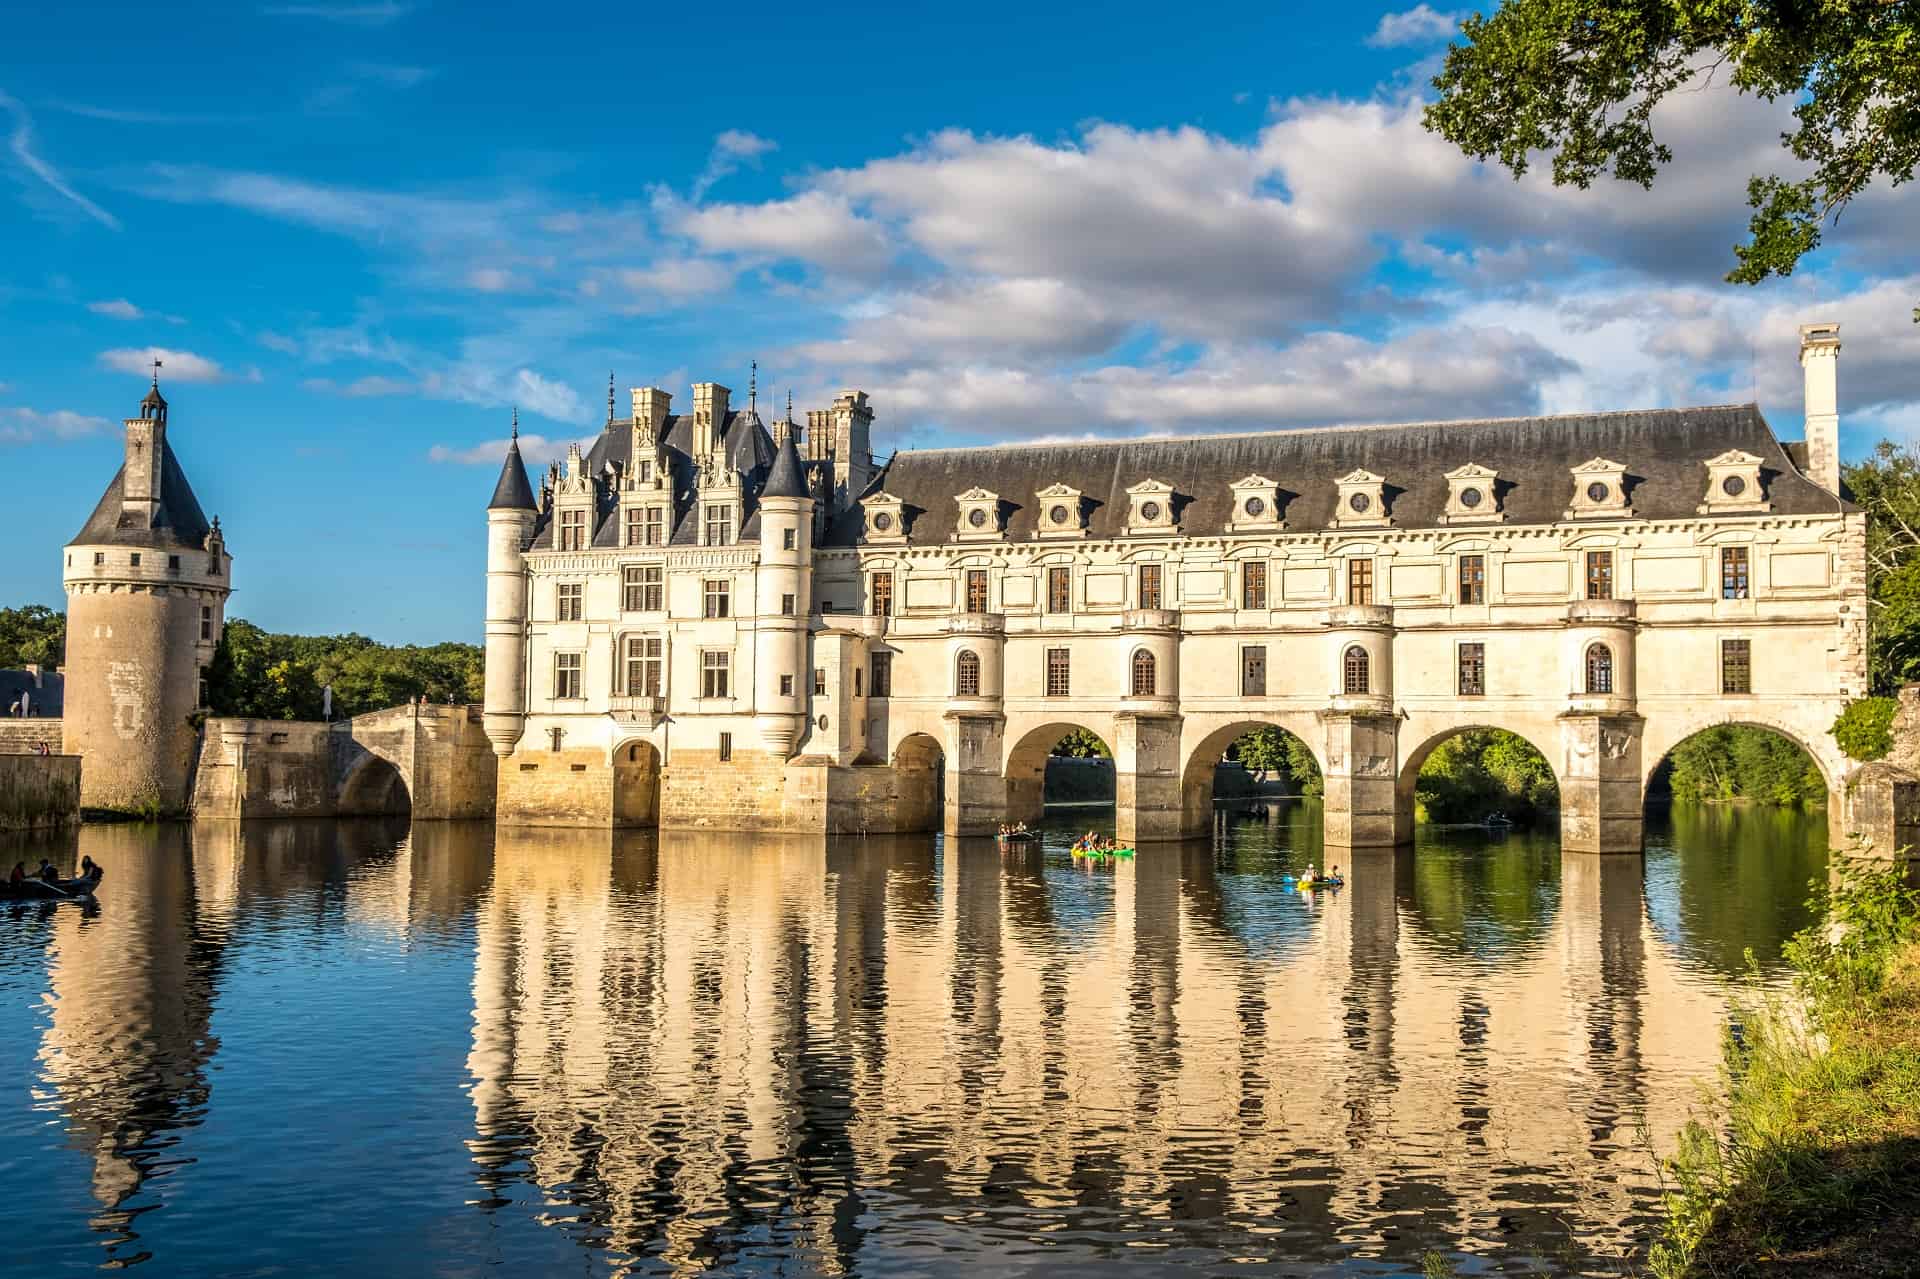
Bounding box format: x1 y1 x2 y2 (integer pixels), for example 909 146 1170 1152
122 390 169 527
1799 322 1841 493
630 386 671 441
691 382 730 461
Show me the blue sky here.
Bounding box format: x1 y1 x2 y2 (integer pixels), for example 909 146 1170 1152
3 0 1916 644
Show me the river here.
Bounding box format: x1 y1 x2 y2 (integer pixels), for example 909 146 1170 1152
0 805 1828 1276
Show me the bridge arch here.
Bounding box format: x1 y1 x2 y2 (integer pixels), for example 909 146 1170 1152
1179 718 1325 838
891 733 945 833
1395 721 1561 834
611 738 661 827
1003 718 1115 825
337 753 411 816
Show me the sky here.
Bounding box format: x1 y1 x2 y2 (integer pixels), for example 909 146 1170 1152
3 0 1916 645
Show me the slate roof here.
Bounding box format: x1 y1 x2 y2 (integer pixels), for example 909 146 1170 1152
527 409 783 550
67 440 214 550
0 669 63 717
822 404 1844 546
761 431 809 499
488 438 537 510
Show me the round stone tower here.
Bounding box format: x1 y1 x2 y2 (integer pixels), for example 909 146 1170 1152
483 415 538 757
752 424 814 755
62 376 231 814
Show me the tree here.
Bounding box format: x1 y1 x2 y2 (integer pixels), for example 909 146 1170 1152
205 619 484 721
1231 726 1324 797
1049 728 1111 759
1842 442 1920 689
1425 0 1920 316
0 605 65 669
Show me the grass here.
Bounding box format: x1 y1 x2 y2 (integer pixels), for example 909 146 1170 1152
1651 855 1920 1279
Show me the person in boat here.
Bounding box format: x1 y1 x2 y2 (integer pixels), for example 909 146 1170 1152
80 856 102 884
37 859 59 884
1328 864 1342 883
8 862 23 887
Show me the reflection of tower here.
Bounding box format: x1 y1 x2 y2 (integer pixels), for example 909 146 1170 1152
62 379 231 812
1341 850 1403 1139
1563 854 1648 1152
37 826 225 1265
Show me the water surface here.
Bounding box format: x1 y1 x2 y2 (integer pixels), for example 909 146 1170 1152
0 805 1828 1276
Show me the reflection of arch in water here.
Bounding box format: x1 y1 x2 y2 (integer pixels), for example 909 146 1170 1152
610 738 661 827
890 733 944 833
1178 719 1324 839
1173 839 1329 965
1641 803 1829 977
1003 720 1114 822
1396 829 1564 962
336 753 411 816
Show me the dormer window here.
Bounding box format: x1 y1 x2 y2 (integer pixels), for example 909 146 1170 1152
1228 474 1284 533
703 503 734 546
1566 458 1632 519
1699 450 1769 515
1333 469 1390 528
558 507 588 551
954 487 1004 541
861 491 909 544
1442 463 1503 524
1124 479 1178 535
1035 484 1086 539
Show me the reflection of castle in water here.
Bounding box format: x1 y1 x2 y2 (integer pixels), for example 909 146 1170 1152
467 830 1729 1270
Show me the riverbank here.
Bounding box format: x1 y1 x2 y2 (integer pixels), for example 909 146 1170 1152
1653 859 1920 1279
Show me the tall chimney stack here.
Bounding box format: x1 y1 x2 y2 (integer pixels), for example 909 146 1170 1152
1799 322 1841 494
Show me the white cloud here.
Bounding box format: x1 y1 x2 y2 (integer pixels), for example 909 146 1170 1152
0 90 120 230
301 374 415 397
0 405 116 445
667 188 894 278
98 346 229 382
614 257 736 301
261 2 412 25
88 298 142 319
1366 5 1464 48
417 366 586 424
465 267 521 293
690 129 778 201
428 432 585 467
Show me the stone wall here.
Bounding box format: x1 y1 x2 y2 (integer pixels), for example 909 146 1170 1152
0 720 63 754
1839 684 1920 861
192 720 337 818
497 746 620 826
0 754 82 829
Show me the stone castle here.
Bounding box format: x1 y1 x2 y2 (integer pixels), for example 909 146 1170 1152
481 326 1868 852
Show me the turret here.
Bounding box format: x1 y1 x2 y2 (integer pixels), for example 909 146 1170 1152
1799 322 1841 494
483 415 538 758
752 431 813 755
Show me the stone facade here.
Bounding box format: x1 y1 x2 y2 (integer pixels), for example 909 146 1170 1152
0 754 81 829
61 379 230 815
484 330 1865 850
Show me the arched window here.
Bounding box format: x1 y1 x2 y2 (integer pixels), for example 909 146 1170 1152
1130 649 1156 697
955 649 981 697
1585 643 1614 695
1342 645 1370 695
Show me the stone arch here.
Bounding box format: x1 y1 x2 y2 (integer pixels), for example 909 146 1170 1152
1003 719 1115 823
891 732 945 833
1395 721 1561 835
611 738 661 827
1178 718 1326 838
337 753 411 816
1640 713 1840 794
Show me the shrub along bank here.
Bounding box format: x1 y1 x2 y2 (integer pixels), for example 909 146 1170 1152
1652 857 1920 1278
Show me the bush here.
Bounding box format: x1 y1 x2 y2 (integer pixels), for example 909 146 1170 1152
1832 696 1899 762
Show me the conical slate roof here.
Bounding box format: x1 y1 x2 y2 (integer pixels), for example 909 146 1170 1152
488 438 537 510
761 430 809 499
68 439 212 550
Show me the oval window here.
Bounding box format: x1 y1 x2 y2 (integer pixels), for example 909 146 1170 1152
1244 496 1266 518
1722 474 1747 497
967 507 988 528
817 715 829 730
1349 492 1371 513
872 511 893 531
1140 501 1161 522
1460 487 1483 509
1049 504 1069 525
1586 481 1610 503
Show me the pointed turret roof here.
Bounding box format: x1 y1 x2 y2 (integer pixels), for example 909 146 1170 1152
488 426 537 511
761 429 809 500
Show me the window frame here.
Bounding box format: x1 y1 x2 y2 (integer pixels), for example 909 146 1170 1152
556 581 584 622
558 507 588 551
1342 645 1370 694
955 649 981 697
703 503 734 547
1138 562 1162 610
1458 554 1485 605
1585 550 1614 601
1347 558 1373 606
871 571 894 617
1241 645 1267 697
871 651 893 698
1130 649 1156 697
1047 565 1072 614
1584 642 1614 695
965 569 989 614
700 649 731 699
623 635 663 696
703 577 730 619
1721 546 1751 600
553 651 584 700
1242 560 1268 610
1457 641 1485 696
1045 647 1071 697
1721 638 1752 694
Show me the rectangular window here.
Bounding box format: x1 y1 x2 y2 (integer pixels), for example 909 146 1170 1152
1045 648 1070 697
559 508 587 551
1722 638 1752 694
718 731 732 762
1047 566 1071 613
644 507 665 546
854 669 863 698
701 650 730 699
624 636 662 696
1458 642 1485 696
871 572 894 617
624 507 645 547
1139 562 1162 610
703 578 730 619
819 601 835 613
783 527 796 551
623 565 663 612
1585 551 1613 601
93 552 104 566
1346 558 1372 606
871 651 893 697
201 606 212 641
1458 555 1485 605
780 674 794 696
636 460 652 484
966 569 989 614
557 582 583 622
130 553 141 568
1721 546 1750 600
1243 561 1268 609
1242 645 1267 697
781 593 796 617
703 504 733 546
813 668 827 696
553 652 582 700
208 555 221 576
168 554 180 571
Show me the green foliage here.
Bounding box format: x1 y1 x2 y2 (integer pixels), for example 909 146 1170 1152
1844 443 1920 690
205 618 484 721
1414 728 1557 824
1049 728 1111 759
1663 726 1826 808
1230 726 1324 797
1652 854 1920 1278
1832 696 1899 762
1425 0 1920 311
0 605 65 669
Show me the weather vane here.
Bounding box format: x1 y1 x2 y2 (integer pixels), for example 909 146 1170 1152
150 357 163 388
749 359 758 413
511 406 519 440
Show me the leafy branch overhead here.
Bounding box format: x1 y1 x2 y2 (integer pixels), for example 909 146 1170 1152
1424 0 1919 315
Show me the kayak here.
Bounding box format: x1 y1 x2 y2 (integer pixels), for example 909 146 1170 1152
1071 846 1135 859
1 875 99 902
996 831 1041 848
1295 876 1345 890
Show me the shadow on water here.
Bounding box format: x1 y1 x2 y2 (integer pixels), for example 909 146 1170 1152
0 801 1830 1276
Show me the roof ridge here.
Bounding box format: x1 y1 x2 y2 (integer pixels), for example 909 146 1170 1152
891 403 1761 457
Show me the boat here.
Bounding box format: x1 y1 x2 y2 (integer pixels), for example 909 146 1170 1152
996 829 1041 849
1 874 100 902
1296 874 1345 890
1484 811 1515 830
